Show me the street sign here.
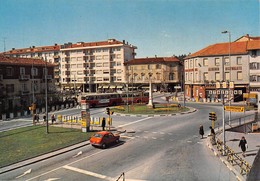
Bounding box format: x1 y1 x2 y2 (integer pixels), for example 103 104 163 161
224 106 244 112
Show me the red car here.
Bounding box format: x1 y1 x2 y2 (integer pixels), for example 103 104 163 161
90 131 120 149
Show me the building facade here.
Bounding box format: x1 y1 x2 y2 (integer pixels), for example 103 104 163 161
124 56 183 92
184 35 260 102
2 39 137 93
0 55 56 117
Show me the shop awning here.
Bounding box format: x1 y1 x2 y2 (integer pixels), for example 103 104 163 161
103 85 109 88
117 86 123 89
110 85 116 88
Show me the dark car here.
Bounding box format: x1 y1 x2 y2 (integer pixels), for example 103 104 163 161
90 131 120 149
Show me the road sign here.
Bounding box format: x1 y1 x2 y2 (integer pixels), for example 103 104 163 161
224 106 244 112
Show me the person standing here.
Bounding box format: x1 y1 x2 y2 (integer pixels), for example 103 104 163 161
239 136 248 157
102 117 106 131
199 125 204 139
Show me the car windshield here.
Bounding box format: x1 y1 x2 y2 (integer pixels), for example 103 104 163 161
93 133 103 138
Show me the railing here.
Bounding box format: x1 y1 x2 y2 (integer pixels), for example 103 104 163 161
216 139 252 176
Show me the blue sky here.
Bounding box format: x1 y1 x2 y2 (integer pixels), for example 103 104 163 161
0 0 259 58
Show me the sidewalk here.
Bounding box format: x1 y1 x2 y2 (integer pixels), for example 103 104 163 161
207 129 260 181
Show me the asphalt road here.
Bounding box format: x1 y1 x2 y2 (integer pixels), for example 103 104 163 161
1 102 239 181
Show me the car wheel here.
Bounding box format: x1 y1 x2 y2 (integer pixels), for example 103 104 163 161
101 143 106 149
115 139 119 143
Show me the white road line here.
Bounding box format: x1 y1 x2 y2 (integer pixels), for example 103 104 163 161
168 133 173 135
26 150 105 181
152 132 157 134
152 137 157 140
159 132 165 134
63 165 113 180
118 117 152 128
144 131 149 133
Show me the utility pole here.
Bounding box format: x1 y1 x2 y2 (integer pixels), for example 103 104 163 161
45 57 49 134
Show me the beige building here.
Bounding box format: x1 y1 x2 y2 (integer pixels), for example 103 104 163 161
184 34 260 102
124 56 182 92
2 39 137 93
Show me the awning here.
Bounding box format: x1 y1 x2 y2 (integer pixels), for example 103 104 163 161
103 86 109 88
110 85 116 88
117 86 123 89
98 86 103 89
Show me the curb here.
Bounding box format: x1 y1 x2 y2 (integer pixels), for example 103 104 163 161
113 107 197 117
0 141 90 175
206 136 245 181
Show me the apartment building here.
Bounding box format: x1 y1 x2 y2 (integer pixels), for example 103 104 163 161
0 55 56 117
59 39 136 92
2 39 137 93
184 34 260 102
3 45 60 88
124 56 182 92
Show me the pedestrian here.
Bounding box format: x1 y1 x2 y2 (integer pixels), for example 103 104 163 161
209 126 216 145
36 114 40 123
43 115 46 122
102 117 106 131
199 125 204 139
239 136 248 157
51 114 56 124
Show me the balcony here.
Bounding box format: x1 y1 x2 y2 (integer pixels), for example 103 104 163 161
19 75 30 81
53 55 60 59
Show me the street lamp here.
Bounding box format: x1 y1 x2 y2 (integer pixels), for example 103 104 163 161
147 72 154 108
45 56 49 134
222 30 232 123
221 30 231 155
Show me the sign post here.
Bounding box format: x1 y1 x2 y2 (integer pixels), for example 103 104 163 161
81 100 90 132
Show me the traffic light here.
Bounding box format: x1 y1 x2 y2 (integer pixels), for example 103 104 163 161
209 112 217 121
106 108 110 115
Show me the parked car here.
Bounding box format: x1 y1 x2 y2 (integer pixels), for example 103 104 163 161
90 131 120 149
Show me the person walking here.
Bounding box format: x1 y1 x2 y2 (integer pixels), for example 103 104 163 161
102 117 106 131
199 125 204 139
51 114 56 124
239 136 248 157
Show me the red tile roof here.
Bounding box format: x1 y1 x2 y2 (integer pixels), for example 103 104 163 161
2 39 130 55
125 56 180 65
247 40 260 50
185 41 249 59
0 55 55 67
3 45 60 55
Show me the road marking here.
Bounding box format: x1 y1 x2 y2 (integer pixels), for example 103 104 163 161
16 169 32 179
159 132 165 134
26 150 105 181
187 140 192 143
63 165 113 180
144 131 149 133
152 137 157 140
44 178 61 181
152 132 157 134
73 151 82 158
168 133 173 135
118 117 152 128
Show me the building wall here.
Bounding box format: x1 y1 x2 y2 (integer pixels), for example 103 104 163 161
249 49 260 93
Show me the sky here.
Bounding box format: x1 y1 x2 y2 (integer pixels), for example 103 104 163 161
0 0 259 58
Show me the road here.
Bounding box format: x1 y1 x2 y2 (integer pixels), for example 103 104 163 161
0 101 240 181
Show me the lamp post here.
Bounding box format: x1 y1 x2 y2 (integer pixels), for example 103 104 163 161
222 31 232 124
45 57 49 134
147 72 154 108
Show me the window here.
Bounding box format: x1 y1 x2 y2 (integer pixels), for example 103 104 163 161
20 67 25 75
116 62 121 66
103 77 109 81
215 58 220 66
204 72 208 81
116 54 121 59
203 59 208 66
215 72 220 81
225 58 230 66
169 73 174 80
96 55 102 60
103 62 109 67
6 67 13 76
77 57 83 61
148 65 151 69
117 69 122 73
97 77 102 81
225 72 230 81
103 70 109 74
252 50 257 57
156 64 161 69
190 60 193 68
237 71 242 80
96 63 102 67
71 57 76 61
156 73 161 80
237 57 242 65
31 67 38 76
71 64 76 68
195 59 198 67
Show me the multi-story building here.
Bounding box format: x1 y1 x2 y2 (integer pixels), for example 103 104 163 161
0 55 56 117
3 45 60 88
124 56 183 92
2 39 137 93
184 34 260 102
59 39 136 92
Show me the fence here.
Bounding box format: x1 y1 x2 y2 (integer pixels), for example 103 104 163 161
216 139 252 176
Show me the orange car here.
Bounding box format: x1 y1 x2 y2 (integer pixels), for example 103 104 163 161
90 131 120 149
